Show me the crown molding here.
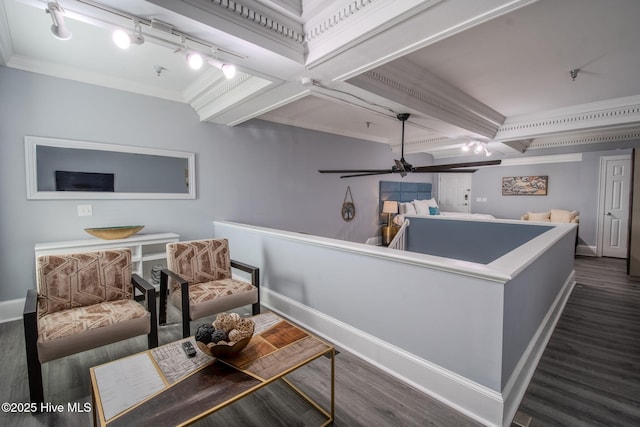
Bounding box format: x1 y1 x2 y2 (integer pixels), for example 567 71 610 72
348 61 504 139
494 95 640 142
182 0 305 47
304 0 438 66
528 128 640 150
189 72 274 122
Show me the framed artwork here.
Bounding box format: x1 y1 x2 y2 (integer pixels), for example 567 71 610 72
502 176 548 196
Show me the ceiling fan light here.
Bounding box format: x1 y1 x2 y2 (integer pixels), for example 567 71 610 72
187 52 203 70
113 29 131 49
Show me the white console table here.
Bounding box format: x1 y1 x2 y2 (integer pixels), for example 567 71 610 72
34 233 180 286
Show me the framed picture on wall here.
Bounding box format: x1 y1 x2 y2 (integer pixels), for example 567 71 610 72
502 176 548 196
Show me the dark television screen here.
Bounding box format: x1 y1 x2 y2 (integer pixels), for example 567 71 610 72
55 171 115 192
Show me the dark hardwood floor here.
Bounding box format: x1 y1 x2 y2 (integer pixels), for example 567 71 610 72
1 256 638 426
516 256 640 426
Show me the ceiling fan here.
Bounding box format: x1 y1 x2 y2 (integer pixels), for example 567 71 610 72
318 113 501 178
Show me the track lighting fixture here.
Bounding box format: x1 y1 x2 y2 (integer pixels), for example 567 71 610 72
41 1 243 75
462 141 492 157
113 20 144 49
46 1 71 41
207 58 236 79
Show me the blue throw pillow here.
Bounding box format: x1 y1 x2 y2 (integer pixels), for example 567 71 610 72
429 206 440 215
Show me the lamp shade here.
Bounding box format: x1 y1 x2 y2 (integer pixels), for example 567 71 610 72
382 201 398 214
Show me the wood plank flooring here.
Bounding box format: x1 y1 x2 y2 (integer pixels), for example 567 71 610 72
516 256 640 426
1 256 638 426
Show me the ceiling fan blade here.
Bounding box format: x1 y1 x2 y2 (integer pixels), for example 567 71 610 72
319 169 392 174
412 168 478 173
339 171 393 178
412 159 501 172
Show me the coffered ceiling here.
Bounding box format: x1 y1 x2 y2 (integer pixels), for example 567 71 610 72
1 0 639 158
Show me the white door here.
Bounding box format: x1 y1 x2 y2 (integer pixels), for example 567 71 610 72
600 156 631 258
438 174 472 213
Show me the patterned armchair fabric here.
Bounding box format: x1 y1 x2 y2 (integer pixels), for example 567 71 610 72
23 249 157 406
36 250 133 316
166 239 232 292
160 238 260 338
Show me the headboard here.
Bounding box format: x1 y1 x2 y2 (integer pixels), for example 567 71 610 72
379 181 432 223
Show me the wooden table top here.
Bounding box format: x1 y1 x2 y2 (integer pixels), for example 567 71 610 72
91 312 334 426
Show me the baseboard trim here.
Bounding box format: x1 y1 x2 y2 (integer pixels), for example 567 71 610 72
0 298 24 323
261 288 503 427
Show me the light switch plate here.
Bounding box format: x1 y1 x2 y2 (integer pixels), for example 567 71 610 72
77 204 93 216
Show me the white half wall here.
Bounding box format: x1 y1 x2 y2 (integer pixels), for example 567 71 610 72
214 220 577 426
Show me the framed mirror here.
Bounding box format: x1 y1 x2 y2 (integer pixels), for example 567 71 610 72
25 136 196 200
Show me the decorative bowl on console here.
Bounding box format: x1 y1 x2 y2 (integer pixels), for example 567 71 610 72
195 313 255 358
84 225 144 240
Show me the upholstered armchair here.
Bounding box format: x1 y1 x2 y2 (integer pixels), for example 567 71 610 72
23 249 158 406
159 238 260 338
521 209 580 223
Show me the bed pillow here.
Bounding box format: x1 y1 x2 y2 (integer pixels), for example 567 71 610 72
429 207 441 215
413 199 438 215
550 209 578 223
404 202 417 215
527 211 551 222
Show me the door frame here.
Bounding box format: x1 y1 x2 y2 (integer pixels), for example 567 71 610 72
596 154 631 257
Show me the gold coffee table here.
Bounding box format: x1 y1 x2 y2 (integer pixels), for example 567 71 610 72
90 312 335 426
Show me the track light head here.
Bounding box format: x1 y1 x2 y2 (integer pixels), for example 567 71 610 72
186 52 203 70
113 21 144 49
47 2 71 41
462 140 492 156
113 29 130 49
207 58 236 79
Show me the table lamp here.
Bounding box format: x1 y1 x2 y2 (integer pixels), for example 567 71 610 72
382 201 398 227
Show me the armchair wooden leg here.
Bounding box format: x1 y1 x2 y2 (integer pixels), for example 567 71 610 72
159 271 168 326
26 354 44 408
252 302 260 315
23 312 43 406
147 289 158 349
181 281 191 338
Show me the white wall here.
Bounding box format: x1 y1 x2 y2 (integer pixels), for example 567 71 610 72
0 66 434 302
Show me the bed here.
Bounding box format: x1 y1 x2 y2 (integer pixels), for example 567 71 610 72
379 180 495 225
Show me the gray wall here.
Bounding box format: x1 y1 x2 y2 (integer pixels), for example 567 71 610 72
406 217 552 264
0 66 433 301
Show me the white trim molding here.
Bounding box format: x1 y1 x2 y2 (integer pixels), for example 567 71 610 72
494 95 640 143
0 298 24 324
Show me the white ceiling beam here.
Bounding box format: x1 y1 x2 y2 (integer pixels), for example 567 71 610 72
348 61 504 139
